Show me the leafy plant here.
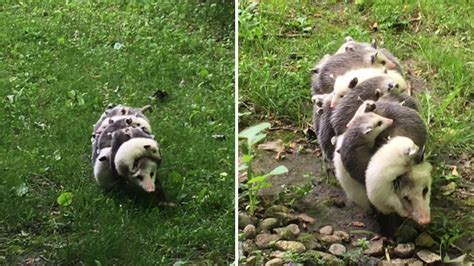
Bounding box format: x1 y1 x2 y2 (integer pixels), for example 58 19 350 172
56 192 73 207
239 122 288 215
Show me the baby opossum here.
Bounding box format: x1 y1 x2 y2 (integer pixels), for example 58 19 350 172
112 136 162 180
311 49 398 95
93 147 117 190
317 98 336 161
92 104 152 138
339 111 394 184
330 76 407 136
331 68 408 108
366 136 432 225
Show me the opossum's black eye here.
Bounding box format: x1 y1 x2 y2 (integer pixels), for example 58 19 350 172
340 95 344 98
381 60 386 65
423 187 428 197
403 196 411 203
136 175 144 180
376 121 382 127
150 172 154 177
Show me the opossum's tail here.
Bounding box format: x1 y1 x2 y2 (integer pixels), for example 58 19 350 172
140 105 153 113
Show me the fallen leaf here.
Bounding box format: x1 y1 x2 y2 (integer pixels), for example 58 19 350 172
258 139 285 160
451 165 460 177
372 22 378 31
351 221 366 228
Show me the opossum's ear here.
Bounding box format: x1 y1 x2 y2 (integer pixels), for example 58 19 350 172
375 89 382 99
126 118 133 125
108 118 114 124
348 77 358 89
345 44 355 52
362 124 374 135
370 52 378 64
316 108 324 115
405 146 418 156
371 39 377 49
344 36 353 43
383 68 388 74
311 67 319 74
107 103 115 109
140 105 152 113
415 146 425 164
121 108 127 115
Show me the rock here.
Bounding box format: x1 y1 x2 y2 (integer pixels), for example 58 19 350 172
319 225 333 235
243 224 257 239
255 234 281 249
242 239 256 255
379 258 423 266
269 250 286 258
265 258 283 266
274 224 300 240
334 230 351 243
273 212 298 225
328 243 346 256
296 213 316 224
298 233 323 251
396 224 418 243
319 234 342 244
416 250 441 264
265 205 290 216
239 212 254 229
415 232 436 248
305 251 344 264
391 242 415 258
363 239 384 256
246 255 257 266
259 218 279 232
274 240 306 253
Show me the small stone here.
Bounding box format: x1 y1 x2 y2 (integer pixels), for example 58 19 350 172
328 243 346 256
274 224 300 240
273 212 298 225
417 250 441 264
305 251 344 264
391 242 415 258
319 225 333 235
242 239 256 255
298 233 323 251
265 205 290 216
259 218 279 232
379 258 423 266
243 224 257 239
319 234 342 244
265 258 283 266
274 240 306 253
396 224 418 243
269 250 286 258
296 213 316 224
415 232 436 248
363 239 384 256
246 255 257 266
255 234 281 249
333 230 351 243
239 212 253 229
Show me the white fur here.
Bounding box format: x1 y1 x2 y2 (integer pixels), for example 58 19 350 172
385 70 408 92
366 136 419 216
93 148 117 189
95 116 152 135
114 138 160 178
333 135 371 210
131 158 158 192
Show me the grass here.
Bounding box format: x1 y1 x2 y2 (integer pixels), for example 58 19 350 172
239 0 473 259
0 1 234 264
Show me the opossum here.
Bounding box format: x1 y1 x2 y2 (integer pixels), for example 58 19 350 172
366 136 432 225
93 147 119 190
317 98 336 161
339 111 394 184
330 76 408 136
331 68 408 108
112 137 162 180
94 115 152 136
333 134 371 210
92 105 152 138
96 123 153 154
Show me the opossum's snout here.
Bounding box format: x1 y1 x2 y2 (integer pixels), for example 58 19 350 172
386 118 394 127
412 210 431 225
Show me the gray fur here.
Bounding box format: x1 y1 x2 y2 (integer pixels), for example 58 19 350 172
317 100 336 160
330 76 399 135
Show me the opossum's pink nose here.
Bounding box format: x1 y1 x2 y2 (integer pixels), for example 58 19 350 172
387 119 394 126
418 217 431 225
146 187 155 192
330 101 336 108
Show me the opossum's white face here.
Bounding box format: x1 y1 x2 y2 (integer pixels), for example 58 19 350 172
357 112 393 142
369 51 397 70
130 158 158 193
395 162 433 225
385 70 408 92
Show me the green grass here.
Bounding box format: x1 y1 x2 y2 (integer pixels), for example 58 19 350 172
0 1 234 264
